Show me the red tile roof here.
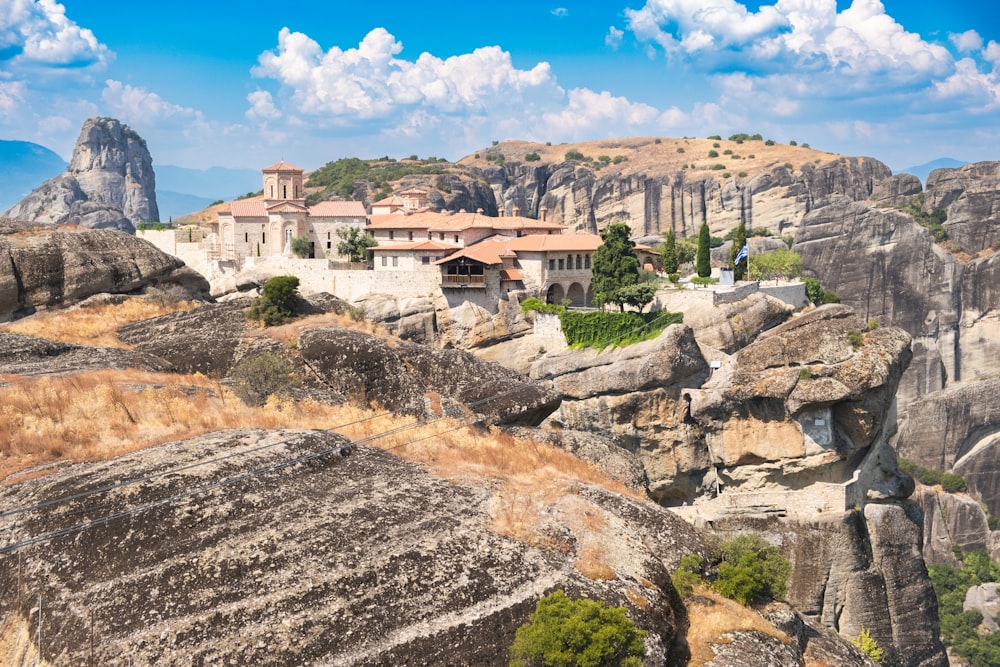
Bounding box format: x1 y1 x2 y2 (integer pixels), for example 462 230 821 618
372 240 459 252
369 211 562 232
500 269 522 281
435 235 517 266
308 200 367 217
229 200 267 217
262 161 303 172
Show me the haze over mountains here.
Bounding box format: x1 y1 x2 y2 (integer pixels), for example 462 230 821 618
0 140 258 220
0 134 974 223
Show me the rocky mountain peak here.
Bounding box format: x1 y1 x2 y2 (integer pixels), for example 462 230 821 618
2 117 158 232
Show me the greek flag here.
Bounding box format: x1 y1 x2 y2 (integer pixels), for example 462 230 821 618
733 243 748 265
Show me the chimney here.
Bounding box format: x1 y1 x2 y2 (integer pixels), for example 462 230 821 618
513 205 520 217
499 208 505 217
540 206 548 222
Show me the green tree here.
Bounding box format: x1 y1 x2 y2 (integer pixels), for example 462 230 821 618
230 352 299 406
748 248 802 281
695 223 711 278
591 223 640 311
803 277 840 305
617 283 657 313
336 226 377 262
712 534 792 605
290 234 312 258
661 229 679 274
246 275 301 326
728 220 748 280
509 590 646 667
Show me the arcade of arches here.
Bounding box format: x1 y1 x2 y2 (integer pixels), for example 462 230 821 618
546 282 593 307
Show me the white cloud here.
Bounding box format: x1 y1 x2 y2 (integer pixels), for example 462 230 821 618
551 7 569 17
950 30 982 53
606 26 624 49
102 80 205 128
625 0 952 87
933 58 1000 106
252 27 558 122
0 0 111 68
986 41 1000 68
0 80 25 112
246 90 281 122
541 88 661 135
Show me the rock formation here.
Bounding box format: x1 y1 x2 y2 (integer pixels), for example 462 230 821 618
0 429 705 665
3 117 158 232
0 224 209 321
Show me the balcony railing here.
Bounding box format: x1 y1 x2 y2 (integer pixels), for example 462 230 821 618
441 273 486 287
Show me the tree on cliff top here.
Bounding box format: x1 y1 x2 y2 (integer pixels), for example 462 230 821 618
336 226 377 263
591 223 640 311
660 229 679 274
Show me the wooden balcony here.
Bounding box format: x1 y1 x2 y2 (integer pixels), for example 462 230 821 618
441 273 487 288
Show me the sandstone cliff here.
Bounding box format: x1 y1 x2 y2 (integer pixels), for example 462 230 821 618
3 117 158 232
0 224 209 322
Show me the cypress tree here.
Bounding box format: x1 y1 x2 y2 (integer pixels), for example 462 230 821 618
696 223 711 278
662 229 679 274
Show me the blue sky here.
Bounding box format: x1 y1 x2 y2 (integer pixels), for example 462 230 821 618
1 0 998 172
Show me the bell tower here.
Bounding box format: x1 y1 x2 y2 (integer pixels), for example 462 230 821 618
262 161 304 202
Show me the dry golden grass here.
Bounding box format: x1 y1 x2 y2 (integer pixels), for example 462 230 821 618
0 298 196 348
0 365 644 546
261 310 391 346
684 588 791 667
460 137 844 188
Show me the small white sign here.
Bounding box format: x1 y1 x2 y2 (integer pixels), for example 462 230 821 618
815 418 826 426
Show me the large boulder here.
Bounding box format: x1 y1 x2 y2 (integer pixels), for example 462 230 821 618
0 226 209 321
0 429 707 666
299 326 560 425
3 118 158 232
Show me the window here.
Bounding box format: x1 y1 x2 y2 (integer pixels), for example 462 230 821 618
381 256 387 266
327 232 331 239
262 232 266 244
422 256 430 265
585 254 591 269
576 255 582 269
558 259 565 270
454 235 459 243
549 259 556 270
439 232 445 240
389 231 395 240
408 231 414 240
270 186 274 198
327 241 332 249
245 232 248 243
392 256 398 267
282 185 287 198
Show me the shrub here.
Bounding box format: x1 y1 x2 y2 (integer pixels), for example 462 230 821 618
690 276 718 285
667 273 680 283
846 329 864 350
765 139 775 146
850 628 885 663
708 150 719 158
509 590 646 667
520 297 565 316
230 352 299 406
707 135 721 140
748 248 802 281
711 164 726 170
941 473 967 493
525 152 541 162
565 149 586 161
654 138 662 144
612 155 627 164
799 367 813 379
247 276 301 326
672 554 704 598
712 534 791 605
290 234 311 258
803 277 840 305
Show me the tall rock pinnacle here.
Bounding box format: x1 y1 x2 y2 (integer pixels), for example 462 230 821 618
2 117 158 232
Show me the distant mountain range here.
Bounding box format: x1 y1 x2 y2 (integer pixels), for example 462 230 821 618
897 157 968 184
0 139 259 220
0 140 67 211
155 165 260 221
